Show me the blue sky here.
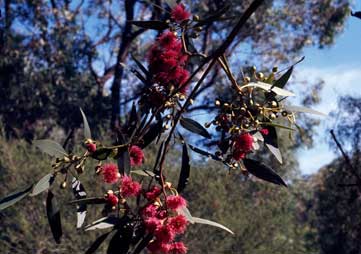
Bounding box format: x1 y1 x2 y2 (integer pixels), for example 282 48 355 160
295 11 361 174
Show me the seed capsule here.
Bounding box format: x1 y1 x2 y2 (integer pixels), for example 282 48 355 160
193 15 200 21
271 101 278 107
269 113 277 120
215 100 221 106
60 181 67 189
282 111 288 117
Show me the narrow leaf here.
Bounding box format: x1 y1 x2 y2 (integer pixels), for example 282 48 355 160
80 108 92 139
33 139 68 157
177 206 195 223
131 54 150 78
177 143 190 193
90 147 113 161
116 131 130 175
284 105 327 116
188 144 222 161
243 159 287 187
0 185 33 211
107 230 131 254
131 170 155 177
68 197 106 206
71 178 87 228
85 232 111 254
85 216 120 231
141 119 163 148
30 173 55 196
46 191 62 243
273 66 293 88
180 117 211 139
242 82 295 97
128 20 168 30
262 126 282 164
192 217 234 235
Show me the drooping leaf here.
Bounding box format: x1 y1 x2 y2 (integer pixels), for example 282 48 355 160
85 232 111 254
85 216 120 231
68 197 106 206
46 191 62 243
177 142 190 193
243 159 287 187
193 5 230 27
30 173 55 196
177 206 195 223
262 126 282 164
107 229 132 254
130 170 155 177
284 105 327 116
128 20 169 30
131 234 154 254
141 119 163 148
71 178 87 228
262 122 295 131
33 139 68 157
188 144 222 161
126 102 139 136
180 117 211 139
116 131 130 175
192 217 234 235
273 66 293 88
131 54 150 78
0 185 33 211
242 82 295 97
80 108 92 139
351 11 361 20
153 141 165 174
90 147 113 161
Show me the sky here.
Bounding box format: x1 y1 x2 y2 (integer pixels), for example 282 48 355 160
295 11 361 174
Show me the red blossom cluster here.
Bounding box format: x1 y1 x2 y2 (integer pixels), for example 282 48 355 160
101 163 120 184
232 133 254 160
129 145 144 166
171 4 191 23
148 31 190 95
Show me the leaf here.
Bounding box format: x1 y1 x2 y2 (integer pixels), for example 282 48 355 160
243 159 287 187
85 232 111 254
180 117 211 139
177 206 194 223
262 122 295 131
131 234 154 254
351 11 361 20
85 216 120 231
126 103 139 136
141 119 163 148
273 66 293 88
188 144 222 161
71 178 87 228
30 173 55 196
284 105 327 116
262 126 282 164
33 139 68 157
46 191 62 243
116 132 130 175
131 54 150 78
80 108 92 139
68 197 106 206
0 185 33 211
193 5 230 27
128 20 168 30
90 147 113 160
177 142 190 193
131 170 155 177
107 229 132 254
242 82 295 97
192 217 234 235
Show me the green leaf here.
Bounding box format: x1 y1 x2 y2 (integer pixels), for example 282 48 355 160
46 191 62 243
242 82 295 97
180 117 211 139
141 119 163 148
85 216 120 231
262 122 296 131
0 185 33 211
192 217 234 235
107 229 132 254
284 105 327 116
80 108 92 139
262 126 282 164
116 131 130 175
177 142 190 193
131 54 150 78
85 232 111 254
30 173 55 196
128 20 169 30
193 5 230 27
273 66 293 88
243 159 287 187
71 178 87 228
33 139 68 157
90 147 113 160
130 170 155 177
177 206 195 223
188 144 222 161
68 197 106 206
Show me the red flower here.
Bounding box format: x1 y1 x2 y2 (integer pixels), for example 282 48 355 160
155 224 175 243
106 193 119 207
120 175 141 197
166 195 187 210
86 143 96 153
234 133 254 152
142 204 158 218
147 240 171 253
169 242 187 254
102 163 120 184
260 128 269 135
158 31 177 48
145 186 162 200
171 4 191 23
129 145 144 167
168 215 188 234
144 217 162 233
232 150 246 161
